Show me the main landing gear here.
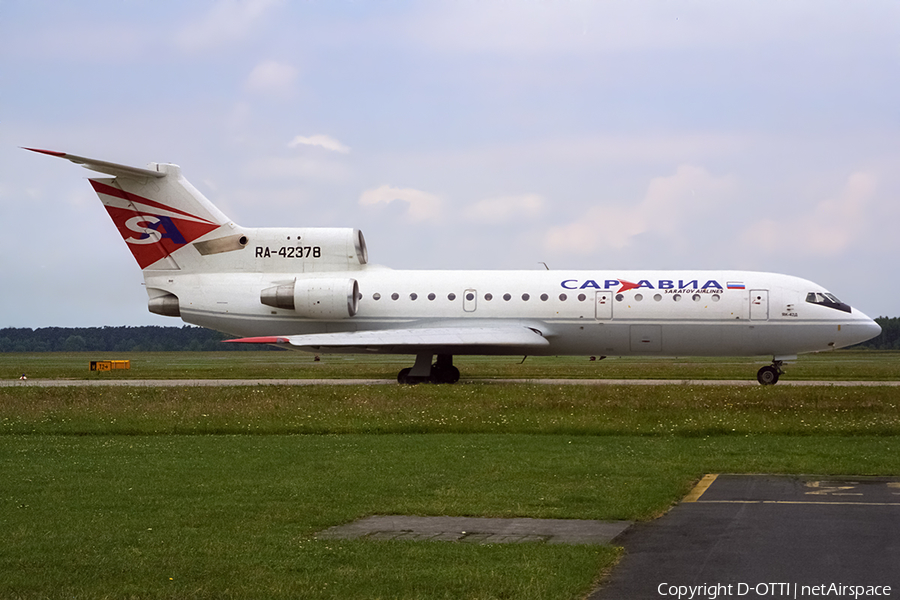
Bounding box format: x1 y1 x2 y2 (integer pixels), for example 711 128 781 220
397 353 460 384
756 360 785 386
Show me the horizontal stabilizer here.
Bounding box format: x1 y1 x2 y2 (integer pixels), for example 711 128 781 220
226 326 549 350
23 148 165 179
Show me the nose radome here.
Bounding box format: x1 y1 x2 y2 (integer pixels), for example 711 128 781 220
850 308 882 345
865 318 883 340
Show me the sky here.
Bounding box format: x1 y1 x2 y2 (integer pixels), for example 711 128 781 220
1 0 898 327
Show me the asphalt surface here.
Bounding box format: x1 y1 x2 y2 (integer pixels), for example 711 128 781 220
317 515 631 545
3 378 900 387
313 475 900 599
590 474 900 599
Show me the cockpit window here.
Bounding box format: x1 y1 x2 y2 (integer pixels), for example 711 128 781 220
805 292 851 313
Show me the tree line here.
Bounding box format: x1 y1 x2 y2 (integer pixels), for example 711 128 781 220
0 326 278 352
859 317 900 350
1 318 897 352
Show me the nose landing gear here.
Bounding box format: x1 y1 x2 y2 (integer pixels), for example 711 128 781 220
397 353 460 384
756 360 785 385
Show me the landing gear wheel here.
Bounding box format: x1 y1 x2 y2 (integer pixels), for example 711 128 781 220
397 354 460 385
398 367 431 385
757 365 780 386
429 354 460 384
431 365 460 384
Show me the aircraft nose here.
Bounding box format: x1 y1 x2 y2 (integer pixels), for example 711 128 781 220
852 308 882 345
864 317 882 340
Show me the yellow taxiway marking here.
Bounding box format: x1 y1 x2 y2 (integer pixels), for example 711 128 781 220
681 475 900 506
682 473 718 503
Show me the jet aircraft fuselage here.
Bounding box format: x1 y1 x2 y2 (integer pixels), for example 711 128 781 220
30 148 882 384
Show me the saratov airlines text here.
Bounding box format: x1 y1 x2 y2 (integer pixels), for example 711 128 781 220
561 279 724 290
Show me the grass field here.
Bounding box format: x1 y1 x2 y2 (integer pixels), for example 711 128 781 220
2 349 899 381
1 352 899 599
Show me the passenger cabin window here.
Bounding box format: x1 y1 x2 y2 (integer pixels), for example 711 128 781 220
805 292 851 313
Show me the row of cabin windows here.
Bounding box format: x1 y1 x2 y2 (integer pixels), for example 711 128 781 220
631 293 721 303
368 292 722 303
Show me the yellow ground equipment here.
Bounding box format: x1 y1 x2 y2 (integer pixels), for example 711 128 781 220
90 360 130 372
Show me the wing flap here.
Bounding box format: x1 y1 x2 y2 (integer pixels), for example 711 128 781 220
227 326 549 350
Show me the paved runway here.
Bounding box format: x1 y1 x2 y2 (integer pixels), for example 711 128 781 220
3 377 900 387
590 474 900 599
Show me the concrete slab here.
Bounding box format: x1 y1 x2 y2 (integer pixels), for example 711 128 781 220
316 515 632 545
590 474 900 599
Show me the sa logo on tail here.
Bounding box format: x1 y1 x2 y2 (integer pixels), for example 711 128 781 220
89 179 220 269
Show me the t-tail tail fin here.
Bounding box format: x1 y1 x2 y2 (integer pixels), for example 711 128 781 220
25 148 234 271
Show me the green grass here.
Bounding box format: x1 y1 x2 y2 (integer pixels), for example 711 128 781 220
2 355 900 599
4 433 900 599
3 434 624 599
2 383 900 436
2 349 899 381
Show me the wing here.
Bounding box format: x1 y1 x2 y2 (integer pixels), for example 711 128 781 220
226 326 549 352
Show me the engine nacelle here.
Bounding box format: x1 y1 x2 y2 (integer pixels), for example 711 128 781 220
148 291 180 317
261 278 359 319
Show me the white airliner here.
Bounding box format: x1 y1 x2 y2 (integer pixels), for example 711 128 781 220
30 148 882 385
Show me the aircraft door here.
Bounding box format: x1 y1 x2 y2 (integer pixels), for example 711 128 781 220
595 291 612 320
463 289 477 312
750 289 768 320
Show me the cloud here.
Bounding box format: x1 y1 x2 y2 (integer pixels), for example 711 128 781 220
245 60 298 96
176 0 284 51
740 171 876 257
288 134 350 154
359 185 442 222
544 165 736 252
463 194 544 223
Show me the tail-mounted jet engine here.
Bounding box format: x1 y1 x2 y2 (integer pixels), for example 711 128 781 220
261 278 359 319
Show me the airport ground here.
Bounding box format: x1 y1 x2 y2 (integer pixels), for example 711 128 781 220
1 351 899 599
1 349 899 382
